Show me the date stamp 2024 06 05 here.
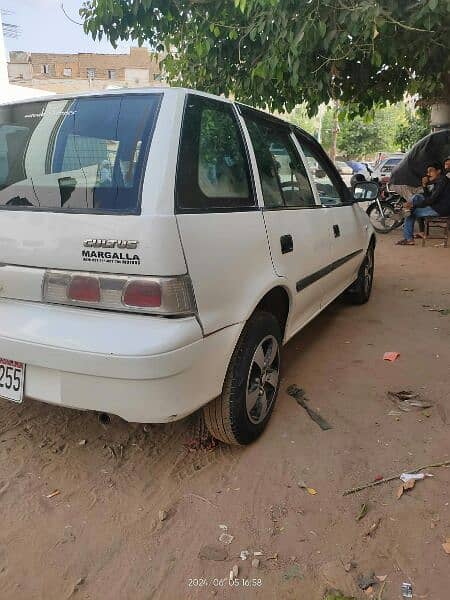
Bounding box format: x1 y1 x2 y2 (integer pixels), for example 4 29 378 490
188 577 263 589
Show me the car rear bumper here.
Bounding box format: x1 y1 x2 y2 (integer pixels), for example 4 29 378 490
0 299 241 422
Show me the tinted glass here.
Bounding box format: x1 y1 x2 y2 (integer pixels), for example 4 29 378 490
0 94 161 213
244 116 315 208
297 139 343 206
177 95 253 211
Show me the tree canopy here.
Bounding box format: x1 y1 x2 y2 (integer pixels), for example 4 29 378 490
81 0 450 115
394 109 431 152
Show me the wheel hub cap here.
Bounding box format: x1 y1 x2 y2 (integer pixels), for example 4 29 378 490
246 335 280 425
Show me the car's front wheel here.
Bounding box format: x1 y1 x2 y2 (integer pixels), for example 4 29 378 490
203 311 282 445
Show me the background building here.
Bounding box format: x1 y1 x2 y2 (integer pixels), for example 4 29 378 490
1 12 50 101
8 46 165 94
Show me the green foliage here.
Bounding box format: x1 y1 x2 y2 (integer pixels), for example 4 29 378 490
287 105 318 136
286 102 406 158
337 104 405 158
337 116 385 158
80 0 450 115
394 109 431 152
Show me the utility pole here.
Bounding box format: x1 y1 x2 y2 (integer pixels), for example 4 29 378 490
0 12 10 91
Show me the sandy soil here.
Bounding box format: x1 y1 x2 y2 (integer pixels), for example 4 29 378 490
1 231 450 600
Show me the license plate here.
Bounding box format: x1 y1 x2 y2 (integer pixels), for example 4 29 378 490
0 358 25 403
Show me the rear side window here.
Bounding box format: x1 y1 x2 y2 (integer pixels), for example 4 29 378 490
295 135 345 206
176 95 254 212
0 94 161 213
243 114 316 209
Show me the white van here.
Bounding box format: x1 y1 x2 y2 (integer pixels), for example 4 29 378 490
0 89 376 445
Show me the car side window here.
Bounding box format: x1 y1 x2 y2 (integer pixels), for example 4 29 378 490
243 115 316 209
176 95 254 212
296 139 344 206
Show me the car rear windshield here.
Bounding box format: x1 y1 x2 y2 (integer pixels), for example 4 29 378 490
0 93 162 214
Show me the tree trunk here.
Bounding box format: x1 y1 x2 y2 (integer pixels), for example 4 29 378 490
430 75 450 132
330 101 339 161
317 104 326 144
430 102 450 132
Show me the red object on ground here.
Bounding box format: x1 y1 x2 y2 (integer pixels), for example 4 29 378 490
374 475 383 482
383 352 400 362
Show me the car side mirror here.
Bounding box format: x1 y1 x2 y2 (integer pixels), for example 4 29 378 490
352 181 379 201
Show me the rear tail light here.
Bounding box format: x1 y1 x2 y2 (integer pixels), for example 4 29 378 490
68 276 101 303
43 271 196 315
123 280 161 308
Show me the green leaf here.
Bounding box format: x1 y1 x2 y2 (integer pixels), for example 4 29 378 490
372 50 382 67
429 0 438 10
324 28 336 49
252 62 267 79
293 24 305 46
318 20 327 37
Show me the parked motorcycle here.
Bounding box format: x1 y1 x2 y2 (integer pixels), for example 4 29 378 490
366 186 405 233
351 173 405 233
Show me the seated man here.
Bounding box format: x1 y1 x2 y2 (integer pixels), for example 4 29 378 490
396 161 450 245
445 156 450 178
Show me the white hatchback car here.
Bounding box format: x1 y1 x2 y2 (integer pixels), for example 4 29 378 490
0 89 376 445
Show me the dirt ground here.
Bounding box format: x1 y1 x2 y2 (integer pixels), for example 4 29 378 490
1 231 450 600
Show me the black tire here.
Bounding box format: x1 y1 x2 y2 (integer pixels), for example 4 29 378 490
344 243 375 305
203 311 282 445
367 201 397 233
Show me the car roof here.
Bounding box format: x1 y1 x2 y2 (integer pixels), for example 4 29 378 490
0 85 315 145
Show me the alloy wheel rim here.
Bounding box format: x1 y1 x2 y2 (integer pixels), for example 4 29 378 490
364 249 374 294
246 335 280 425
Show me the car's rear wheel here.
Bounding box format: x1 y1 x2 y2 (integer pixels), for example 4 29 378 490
344 242 375 305
203 311 282 445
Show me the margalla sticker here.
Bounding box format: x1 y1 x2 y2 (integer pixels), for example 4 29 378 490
82 239 140 265
82 250 141 266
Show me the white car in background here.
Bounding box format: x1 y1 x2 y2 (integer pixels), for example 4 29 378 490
0 88 376 445
334 160 354 187
371 154 405 182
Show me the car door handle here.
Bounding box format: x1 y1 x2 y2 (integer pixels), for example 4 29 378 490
333 224 341 238
280 234 293 254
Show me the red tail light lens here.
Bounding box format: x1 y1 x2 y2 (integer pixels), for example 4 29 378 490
68 276 101 303
123 280 161 308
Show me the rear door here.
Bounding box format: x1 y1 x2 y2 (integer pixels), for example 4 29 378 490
174 94 274 335
294 132 367 304
240 109 332 337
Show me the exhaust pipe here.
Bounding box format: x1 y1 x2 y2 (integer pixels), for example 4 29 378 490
98 412 111 426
